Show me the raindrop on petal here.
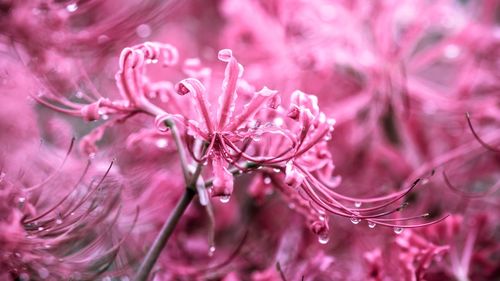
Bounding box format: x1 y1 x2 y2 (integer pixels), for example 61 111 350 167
350 217 361 224
394 227 404 234
219 195 230 203
263 177 271 184
318 233 330 244
354 201 362 208
368 221 376 228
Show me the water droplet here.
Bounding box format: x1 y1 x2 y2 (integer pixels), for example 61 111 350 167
101 114 109 121
263 177 271 184
55 218 63 225
136 24 152 38
66 3 78 13
273 168 281 173
354 201 362 208
44 243 51 249
38 227 44 231
368 221 376 228
70 212 75 216
208 246 216 257
350 217 361 224
323 134 332 141
318 233 330 244
319 215 325 221
219 195 230 203
18 197 26 203
394 227 404 234
156 138 168 148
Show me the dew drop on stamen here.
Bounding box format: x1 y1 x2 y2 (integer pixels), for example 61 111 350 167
354 201 362 208
350 217 361 224
368 221 376 228
318 233 330 244
263 177 271 184
393 227 404 234
208 246 216 257
219 195 230 203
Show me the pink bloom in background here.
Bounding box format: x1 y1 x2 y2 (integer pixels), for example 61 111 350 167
0 0 499 280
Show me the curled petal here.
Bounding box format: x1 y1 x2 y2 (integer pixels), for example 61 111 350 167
217 49 243 129
175 78 214 134
155 113 175 132
291 90 320 117
159 43 179 66
226 87 279 131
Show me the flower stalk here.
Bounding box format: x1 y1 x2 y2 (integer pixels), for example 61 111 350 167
133 187 196 281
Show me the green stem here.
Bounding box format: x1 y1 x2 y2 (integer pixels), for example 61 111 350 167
133 188 196 281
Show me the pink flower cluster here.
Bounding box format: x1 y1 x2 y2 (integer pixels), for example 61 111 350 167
0 0 499 280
